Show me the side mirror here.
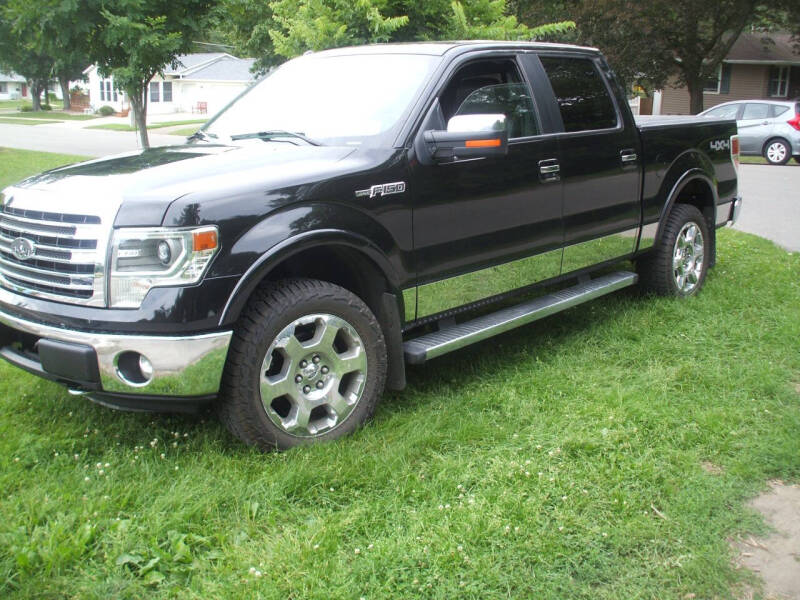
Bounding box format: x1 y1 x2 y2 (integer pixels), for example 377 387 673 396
423 114 508 163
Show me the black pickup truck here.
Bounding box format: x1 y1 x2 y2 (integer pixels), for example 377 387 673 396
0 42 740 449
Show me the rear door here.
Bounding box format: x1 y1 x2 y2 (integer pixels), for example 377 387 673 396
533 54 642 275
738 102 773 154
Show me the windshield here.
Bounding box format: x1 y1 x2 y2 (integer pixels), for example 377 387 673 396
203 53 440 147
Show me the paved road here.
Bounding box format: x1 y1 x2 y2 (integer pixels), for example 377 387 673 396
0 122 180 157
735 164 800 252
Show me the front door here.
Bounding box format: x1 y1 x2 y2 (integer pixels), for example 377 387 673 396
408 55 563 321
534 54 642 275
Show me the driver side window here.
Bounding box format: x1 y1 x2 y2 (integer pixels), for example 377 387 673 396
440 59 540 139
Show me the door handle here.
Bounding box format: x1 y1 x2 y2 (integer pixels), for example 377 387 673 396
538 158 560 182
620 149 638 164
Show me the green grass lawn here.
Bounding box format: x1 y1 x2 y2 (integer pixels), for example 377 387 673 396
0 117 61 126
0 149 799 599
87 119 207 132
0 148 89 189
168 126 203 137
4 111 95 121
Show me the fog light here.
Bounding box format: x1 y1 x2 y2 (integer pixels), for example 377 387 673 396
116 351 154 386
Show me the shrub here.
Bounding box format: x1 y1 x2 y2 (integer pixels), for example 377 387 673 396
19 105 33 112
41 104 52 111
97 105 115 116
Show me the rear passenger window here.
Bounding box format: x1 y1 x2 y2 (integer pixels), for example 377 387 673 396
705 104 739 119
742 103 770 120
770 105 789 118
539 56 617 132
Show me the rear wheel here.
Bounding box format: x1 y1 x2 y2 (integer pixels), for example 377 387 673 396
764 138 791 165
636 204 710 297
219 279 387 450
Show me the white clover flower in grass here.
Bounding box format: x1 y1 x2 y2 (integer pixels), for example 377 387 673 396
354 548 360 555
249 567 256 574
84 476 90 482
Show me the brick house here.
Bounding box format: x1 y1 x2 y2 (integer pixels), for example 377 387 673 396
655 33 800 115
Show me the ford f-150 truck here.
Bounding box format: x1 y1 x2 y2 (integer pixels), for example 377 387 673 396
0 42 741 450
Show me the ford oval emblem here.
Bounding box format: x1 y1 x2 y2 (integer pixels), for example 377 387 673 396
11 237 35 261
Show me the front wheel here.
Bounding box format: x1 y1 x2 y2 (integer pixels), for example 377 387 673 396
219 279 387 450
764 138 791 165
636 204 710 297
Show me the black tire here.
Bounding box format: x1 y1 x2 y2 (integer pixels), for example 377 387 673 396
636 204 710 297
763 138 791 165
219 278 387 450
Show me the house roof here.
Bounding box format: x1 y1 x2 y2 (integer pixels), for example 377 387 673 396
164 53 233 75
180 56 257 82
0 71 27 83
724 32 800 65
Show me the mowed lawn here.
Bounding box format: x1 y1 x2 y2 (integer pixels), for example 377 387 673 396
1 149 799 599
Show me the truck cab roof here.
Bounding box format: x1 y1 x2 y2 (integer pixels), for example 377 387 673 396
310 40 601 58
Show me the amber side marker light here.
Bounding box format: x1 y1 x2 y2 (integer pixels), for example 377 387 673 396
193 230 218 251
465 138 502 148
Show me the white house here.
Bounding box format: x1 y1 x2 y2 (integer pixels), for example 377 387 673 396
0 72 28 100
83 53 257 116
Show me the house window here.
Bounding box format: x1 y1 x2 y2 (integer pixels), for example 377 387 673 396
105 81 111 102
768 66 789 97
99 80 105 101
162 81 173 102
0 83 7 93
150 81 160 103
703 65 722 93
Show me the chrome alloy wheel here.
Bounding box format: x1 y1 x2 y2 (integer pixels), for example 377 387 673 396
766 141 788 164
672 221 704 294
260 314 367 438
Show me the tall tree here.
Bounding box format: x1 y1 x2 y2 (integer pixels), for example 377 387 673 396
5 0 94 111
90 0 214 148
514 0 800 113
0 0 56 111
222 0 574 70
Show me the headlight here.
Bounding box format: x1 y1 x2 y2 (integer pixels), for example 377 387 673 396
109 226 219 308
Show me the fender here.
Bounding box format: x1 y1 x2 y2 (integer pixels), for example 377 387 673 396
655 168 718 241
219 228 402 327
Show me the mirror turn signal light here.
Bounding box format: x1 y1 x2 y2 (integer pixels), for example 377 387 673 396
465 138 502 148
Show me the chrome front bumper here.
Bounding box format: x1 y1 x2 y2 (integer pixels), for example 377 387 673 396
0 301 232 397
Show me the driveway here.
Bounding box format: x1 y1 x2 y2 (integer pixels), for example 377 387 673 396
735 164 800 252
0 122 180 157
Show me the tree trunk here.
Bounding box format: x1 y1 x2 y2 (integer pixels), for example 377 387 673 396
31 81 42 112
59 76 71 111
128 85 150 149
687 78 704 115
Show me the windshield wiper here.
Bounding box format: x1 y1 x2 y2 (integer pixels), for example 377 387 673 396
229 130 323 146
187 130 217 142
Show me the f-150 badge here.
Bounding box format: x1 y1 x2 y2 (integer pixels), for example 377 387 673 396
355 182 406 198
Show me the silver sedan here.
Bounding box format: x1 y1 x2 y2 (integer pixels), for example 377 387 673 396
699 99 800 165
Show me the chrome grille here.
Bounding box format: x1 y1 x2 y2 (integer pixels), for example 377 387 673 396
0 204 107 306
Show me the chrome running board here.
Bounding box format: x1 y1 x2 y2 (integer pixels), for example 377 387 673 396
403 271 637 364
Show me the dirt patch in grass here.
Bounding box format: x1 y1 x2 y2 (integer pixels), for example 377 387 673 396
701 461 724 475
733 482 800 600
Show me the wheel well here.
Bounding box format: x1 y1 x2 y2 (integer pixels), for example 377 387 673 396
674 177 715 228
264 245 391 314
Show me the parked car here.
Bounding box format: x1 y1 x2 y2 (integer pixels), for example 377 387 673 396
0 42 740 450
699 99 800 165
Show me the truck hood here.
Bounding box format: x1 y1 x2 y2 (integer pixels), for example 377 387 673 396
8 143 360 226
